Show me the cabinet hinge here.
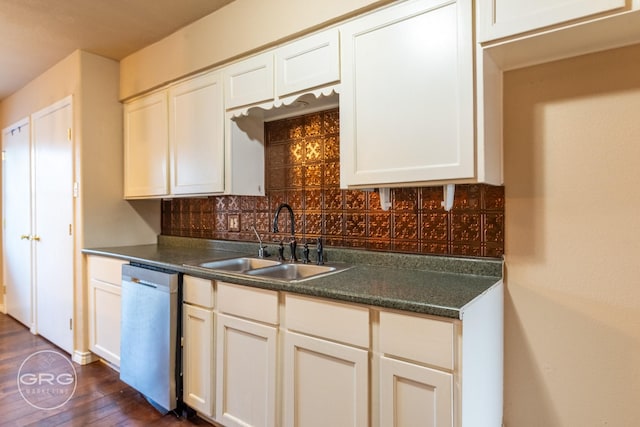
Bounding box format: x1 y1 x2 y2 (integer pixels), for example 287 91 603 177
1 285 6 295
69 224 72 236
67 128 72 141
1 151 5 161
181 336 184 347
69 318 73 330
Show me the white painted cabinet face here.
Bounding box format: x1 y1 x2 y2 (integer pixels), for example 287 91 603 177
125 70 263 199
339 0 475 188
125 72 224 199
275 28 340 98
124 91 169 198
379 356 454 427
283 331 369 427
224 52 274 110
478 0 627 43
216 313 278 427
169 71 225 195
183 303 215 417
283 294 369 427
215 282 279 427
182 275 215 417
87 255 127 366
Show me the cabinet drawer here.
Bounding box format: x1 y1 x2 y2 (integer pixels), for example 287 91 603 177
87 255 127 285
379 310 455 370
217 282 278 325
285 294 369 348
183 275 214 308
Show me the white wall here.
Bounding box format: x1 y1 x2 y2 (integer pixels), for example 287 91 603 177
0 52 79 127
0 50 160 356
503 43 640 426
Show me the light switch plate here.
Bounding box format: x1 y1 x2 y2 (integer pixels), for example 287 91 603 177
228 214 240 232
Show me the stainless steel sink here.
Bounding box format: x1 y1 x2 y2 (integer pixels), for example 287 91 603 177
245 263 349 282
187 256 351 283
197 257 281 272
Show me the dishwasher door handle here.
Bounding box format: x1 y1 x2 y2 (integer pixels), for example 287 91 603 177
131 277 158 288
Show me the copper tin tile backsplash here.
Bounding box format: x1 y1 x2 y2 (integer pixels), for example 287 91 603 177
161 108 504 258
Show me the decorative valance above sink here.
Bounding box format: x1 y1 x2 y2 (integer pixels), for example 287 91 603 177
228 87 339 121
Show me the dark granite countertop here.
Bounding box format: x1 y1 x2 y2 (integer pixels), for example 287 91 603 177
83 236 502 319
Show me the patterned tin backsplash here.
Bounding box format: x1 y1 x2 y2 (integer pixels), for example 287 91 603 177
161 108 504 258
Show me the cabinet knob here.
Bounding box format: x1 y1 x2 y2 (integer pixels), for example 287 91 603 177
20 234 30 240
32 235 41 242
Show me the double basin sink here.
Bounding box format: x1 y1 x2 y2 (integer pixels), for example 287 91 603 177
188 256 351 283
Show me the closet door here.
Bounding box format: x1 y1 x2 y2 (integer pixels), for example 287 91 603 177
2 119 33 328
32 97 74 354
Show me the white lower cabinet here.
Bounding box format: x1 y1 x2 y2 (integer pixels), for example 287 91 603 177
178 278 502 427
182 276 215 417
216 282 279 427
377 310 456 426
376 281 504 427
379 356 453 427
87 255 127 366
284 294 370 427
283 331 369 427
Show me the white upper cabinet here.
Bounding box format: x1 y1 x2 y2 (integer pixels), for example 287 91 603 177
339 0 478 188
478 0 627 43
275 28 340 98
124 70 261 198
224 28 340 112
124 91 169 198
224 52 274 110
169 71 225 195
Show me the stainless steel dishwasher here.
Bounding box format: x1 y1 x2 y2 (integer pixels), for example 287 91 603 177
120 263 180 413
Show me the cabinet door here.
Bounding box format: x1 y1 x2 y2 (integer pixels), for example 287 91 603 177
275 29 340 97
169 72 225 195
32 97 74 354
478 0 626 43
379 356 453 427
124 91 169 198
216 313 278 427
88 279 121 365
2 119 32 329
224 52 274 110
183 303 214 417
284 331 368 427
87 256 126 366
339 0 474 187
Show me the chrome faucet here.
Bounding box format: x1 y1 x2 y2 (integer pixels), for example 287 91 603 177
251 226 268 258
273 203 297 262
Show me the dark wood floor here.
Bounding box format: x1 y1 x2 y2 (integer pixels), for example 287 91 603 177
0 313 213 427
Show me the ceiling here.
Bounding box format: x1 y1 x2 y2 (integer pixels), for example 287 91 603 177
0 0 235 101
